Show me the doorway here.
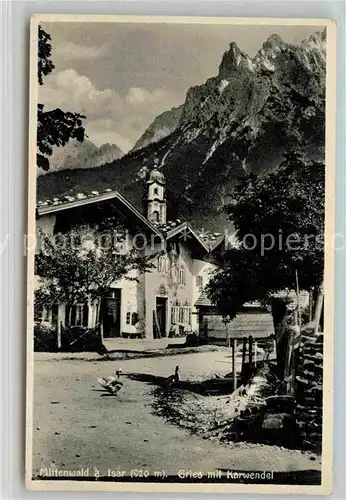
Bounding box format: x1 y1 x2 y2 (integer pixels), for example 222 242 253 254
154 297 167 339
103 289 122 337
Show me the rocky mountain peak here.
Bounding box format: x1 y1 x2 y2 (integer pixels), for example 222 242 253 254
131 105 183 152
301 29 326 54
254 33 287 71
218 41 248 77
262 33 285 50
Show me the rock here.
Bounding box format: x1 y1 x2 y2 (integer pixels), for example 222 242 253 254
296 376 310 386
307 385 323 393
303 359 315 367
262 412 292 430
312 365 323 373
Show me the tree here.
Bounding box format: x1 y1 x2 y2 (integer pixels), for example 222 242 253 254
206 152 325 322
37 26 86 171
34 225 155 330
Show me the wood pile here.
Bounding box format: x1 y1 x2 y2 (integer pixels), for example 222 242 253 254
294 327 323 451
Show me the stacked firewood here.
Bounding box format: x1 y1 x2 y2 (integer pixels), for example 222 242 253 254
294 327 323 451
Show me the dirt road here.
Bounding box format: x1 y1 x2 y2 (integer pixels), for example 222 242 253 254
31 353 321 481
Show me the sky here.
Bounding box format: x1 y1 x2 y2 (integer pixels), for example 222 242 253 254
39 21 321 153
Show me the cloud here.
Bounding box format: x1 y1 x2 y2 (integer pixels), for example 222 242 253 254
54 41 111 60
39 69 124 119
126 87 168 107
39 69 181 152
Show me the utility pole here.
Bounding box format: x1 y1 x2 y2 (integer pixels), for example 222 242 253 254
249 335 253 365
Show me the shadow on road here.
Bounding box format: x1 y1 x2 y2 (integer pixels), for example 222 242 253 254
126 372 235 396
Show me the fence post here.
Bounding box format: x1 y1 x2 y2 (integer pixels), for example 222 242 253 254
232 338 237 392
249 335 253 365
241 337 247 377
57 321 62 350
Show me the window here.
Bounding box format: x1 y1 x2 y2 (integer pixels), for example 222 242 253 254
151 210 159 223
171 304 191 326
108 289 121 299
179 267 186 285
182 306 191 325
69 304 89 327
196 275 203 288
158 255 167 273
74 305 83 326
126 312 131 325
154 187 159 195
171 304 180 324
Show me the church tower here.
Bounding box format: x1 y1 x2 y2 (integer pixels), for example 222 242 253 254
145 161 166 225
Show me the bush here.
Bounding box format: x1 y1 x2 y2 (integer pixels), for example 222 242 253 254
34 324 58 352
60 326 105 353
185 333 200 347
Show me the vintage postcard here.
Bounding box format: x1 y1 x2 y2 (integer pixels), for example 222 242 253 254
26 15 336 494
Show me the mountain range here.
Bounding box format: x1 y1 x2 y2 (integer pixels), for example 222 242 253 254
37 30 326 232
38 139 123 175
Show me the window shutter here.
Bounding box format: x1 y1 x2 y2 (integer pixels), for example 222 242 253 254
83 304 89 327
70 306 76 327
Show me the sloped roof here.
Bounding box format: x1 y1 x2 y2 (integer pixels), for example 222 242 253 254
37 188 162 237
199 311 275 338
195 291 213 307
166 222 210 253
36 189 212 258
195 290 309 311
201 230 241 253
227 313 275 337
272 290 310 311
194 293 267 309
